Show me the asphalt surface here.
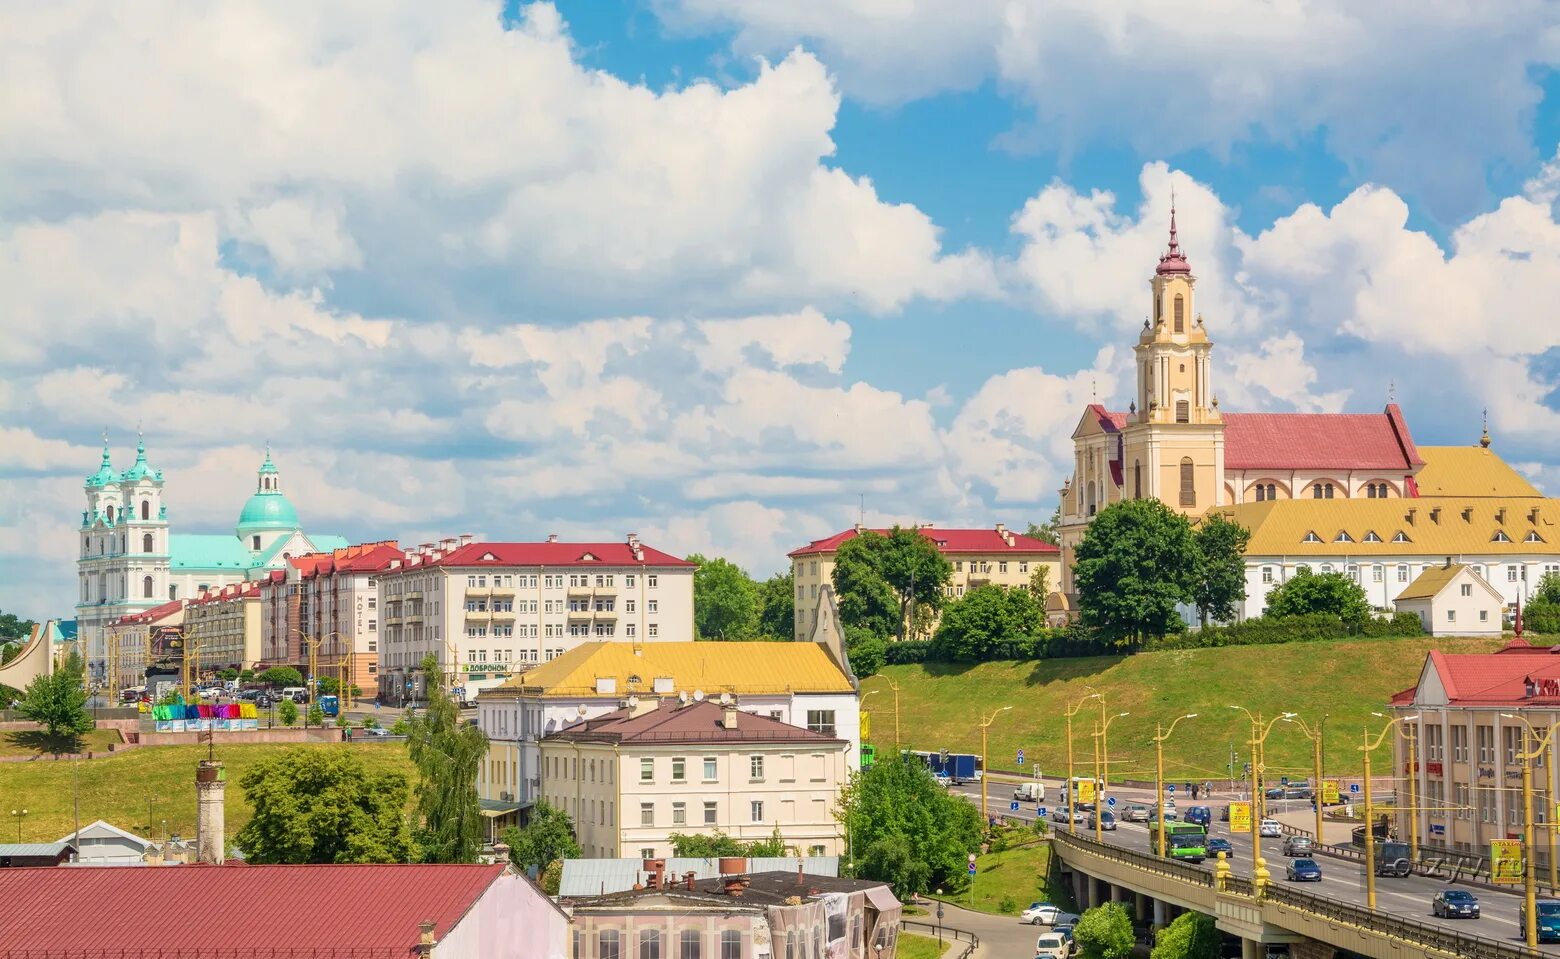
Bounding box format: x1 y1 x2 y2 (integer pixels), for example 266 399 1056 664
954 776 1560 954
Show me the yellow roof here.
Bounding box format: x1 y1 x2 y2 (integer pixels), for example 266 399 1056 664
1414 447 1541 497
483 641 854 698
1395 563 1468 601
1205 497 1560 556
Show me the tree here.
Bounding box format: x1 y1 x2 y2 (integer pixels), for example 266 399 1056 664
277 698 299 726
1191 514 1251 627
832 528 952 641
1026 506 1062 546
16 651 92 749
407 653 486 863
0 610 36 642
689 554 761 641
836 753 982 896
832 533 899 637
1263 569 1370 622
502 800 581 872
317 676 362 696
1074 500 1197 645
256 666 303 687
306 703 325 726
1028 564 1052 601
1074 902 1134 959
756 571 796 640
1536 570 1560 606
668 825 786 858
235 747 413 863
930 585 1043 662
1150 911 1220 959
215 668 239 681
843 627 886 678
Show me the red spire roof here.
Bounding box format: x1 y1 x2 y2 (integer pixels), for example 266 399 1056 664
1156 200 1191 276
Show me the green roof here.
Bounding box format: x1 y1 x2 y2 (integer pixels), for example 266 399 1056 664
119 438 162 483
169 534 257 571
236 491 300 532
85 444 117 488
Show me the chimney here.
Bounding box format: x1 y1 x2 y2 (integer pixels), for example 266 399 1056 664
1406 508 1416 526
853 522 865 534
194 760 225 865
722 705 739 730
418 921 436 956
684 871 697 891
440 538 458 551
1429 507 1441 524
627 532 640 548
1444 556 1453 568
1497 507 1507 525
459 533 473 546
547 533 559 544
642 858 666 889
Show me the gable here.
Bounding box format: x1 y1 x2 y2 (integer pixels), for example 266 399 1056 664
1414 657 1449 707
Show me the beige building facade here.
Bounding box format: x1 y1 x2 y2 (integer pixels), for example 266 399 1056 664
1393 563 1505 637
183 582 261 672
106 599 185 690
540 699 848 860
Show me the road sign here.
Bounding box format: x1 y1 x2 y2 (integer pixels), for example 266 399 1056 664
1167 783 1176 793
1017 748 1025 765
1491 840 1524 884
1037 807 1048 818
1229 801 1252 833
1350 783 1361 794
1280 775 1290 786
967 853 977 876
1009 801 1020 811
1321 780 1340 804
1106 797 1117 808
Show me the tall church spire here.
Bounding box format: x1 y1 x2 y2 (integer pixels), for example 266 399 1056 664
1157 191 1192 276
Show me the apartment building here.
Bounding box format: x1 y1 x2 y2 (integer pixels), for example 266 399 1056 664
183 582 262 672
476 637 859 835
292 541 400 694
788 524 1061 640
540 698 848 859
1389 642 1560 861
106 599 184 690
376 535 695 704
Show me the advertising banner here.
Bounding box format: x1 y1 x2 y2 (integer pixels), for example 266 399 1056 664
1491 839 1524 884
1077 779 1096 805
1228 801 1252 833
1321 780 1340 804
861 712 871 740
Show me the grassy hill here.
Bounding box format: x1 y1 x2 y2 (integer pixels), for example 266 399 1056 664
861 636 1505 784
0 741 415 844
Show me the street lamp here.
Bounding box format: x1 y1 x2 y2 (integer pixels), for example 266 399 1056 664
1359 712 1418 912
1283 713 1328 846
1092 712 1129 841
1229 705 1296 893
979 706 1013 827
884 678 901 751
1065 690 1102 834
1502 712 1560 950
861 690 879 762
9 808 25 842
1153 715 1197 858
1372 710 1421 862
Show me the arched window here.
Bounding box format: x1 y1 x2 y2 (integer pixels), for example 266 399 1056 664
1175 399 1189 423
1313 483 1325 499
1133 460 1142 499
1255 484 1266 502
1086 481 1098 516
1266 483 1277 500
106 505 114 523
1325 483 1335 499
142 533 153 553
142 575 154 598
1179 457 1195 506
1174 294 1185 333
639 929 661 959
141 499 150 520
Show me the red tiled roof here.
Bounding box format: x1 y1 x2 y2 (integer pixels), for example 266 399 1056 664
550 699 843 745
300 542 403 580
788 526 1060 558
1223 405 1424 471
0 863 505 953
114 599 185 626
1410 647 1560 706
1088 404 1128 434
430 541 694 569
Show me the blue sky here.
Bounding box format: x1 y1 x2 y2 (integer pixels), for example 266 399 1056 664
4 1 1560 616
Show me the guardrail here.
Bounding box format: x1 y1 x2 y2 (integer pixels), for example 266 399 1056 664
901 919 978 959
1052 829 1214 887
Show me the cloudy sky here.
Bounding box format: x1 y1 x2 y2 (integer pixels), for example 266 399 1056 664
5 1 1560 618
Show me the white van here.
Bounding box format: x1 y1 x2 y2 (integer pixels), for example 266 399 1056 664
279 687 308 703
1014 781 1045 802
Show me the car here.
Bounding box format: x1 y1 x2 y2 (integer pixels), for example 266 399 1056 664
1285 858 1322 882
1147 803 1178 823
1051 807 1087 825
1431 889 1480 919
1051 922 1078 956
1259 819 1282 838
1086 811 1117 831
1035 933 1070 959
1205 837 1234 859
1183 806 1212 827
1285 786 1312 800
362 725 390 737
1121 803 1151 823
1265 786 1287 800
197 687 222 701
1220 804 1232 822
1520 899 1560 942
1281 835 1313 857
1022 902 1063 925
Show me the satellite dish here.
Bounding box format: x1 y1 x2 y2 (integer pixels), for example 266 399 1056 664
693 690 705 702
719 692 732 705
627 696 639 708
576 704 589 716
678 691 688 704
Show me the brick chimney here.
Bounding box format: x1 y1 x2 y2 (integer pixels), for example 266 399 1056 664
547 533 559 543
194 760 225 865
418 921 436 956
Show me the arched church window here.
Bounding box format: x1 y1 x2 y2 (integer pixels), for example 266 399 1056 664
1175 400 1189 423
1086 481 1098 516
1133 460 1142 499
1179 457 1195 507
1255 484 1266 502
106 505 114 523
1265 483 1276 500
141 499 150 520
1174 295 1185 333
142 575 154 598
142 533 153 553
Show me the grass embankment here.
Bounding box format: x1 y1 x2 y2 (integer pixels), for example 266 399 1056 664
0 742 414 842
863 636 1504 784
929 841 1067 916
896 934 945 959
0 728 122 757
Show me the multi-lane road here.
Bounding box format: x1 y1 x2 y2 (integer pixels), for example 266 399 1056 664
952 776 1560 954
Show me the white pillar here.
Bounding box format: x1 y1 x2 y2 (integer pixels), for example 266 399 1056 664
1152 898 1168 928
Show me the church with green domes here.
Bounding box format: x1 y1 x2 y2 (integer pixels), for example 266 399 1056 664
76 440 347 682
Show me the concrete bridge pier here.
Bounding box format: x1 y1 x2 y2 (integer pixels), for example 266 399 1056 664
1240 939 1259 959
1109 883 1126 904
1133 891 1147 922
1152 897 1168 929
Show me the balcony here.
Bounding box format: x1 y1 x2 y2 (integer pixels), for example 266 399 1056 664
566 607 593 621
490 582 516 596
465 586 492 598
491 606 516 619
590 582 617 595
566 582 593 597
464 607 492 620
591 606 618 619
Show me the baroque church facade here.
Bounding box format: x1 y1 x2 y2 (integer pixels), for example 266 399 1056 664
76 440 346 681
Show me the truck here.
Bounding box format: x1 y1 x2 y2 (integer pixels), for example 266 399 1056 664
929 753 982 785
319 694 340 717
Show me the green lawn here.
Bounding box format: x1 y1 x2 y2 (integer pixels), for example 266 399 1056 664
863 636 1505 784
0 727 122 757
0 741 415 843
896 934 945 959
930 840 1065 916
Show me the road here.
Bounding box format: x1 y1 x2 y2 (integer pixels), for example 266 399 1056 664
953 776 1560 954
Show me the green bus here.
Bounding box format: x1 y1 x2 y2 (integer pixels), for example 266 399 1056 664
1148 822 1208 863
861 744 876 768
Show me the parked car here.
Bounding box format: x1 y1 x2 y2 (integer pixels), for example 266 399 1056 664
1121 803 1151 823
1035 933 1070 959
1265 786 1287 800
1022 902 1064 925
1431 889 1480 919
1183 806 1211 827
1258 819 1283 838
1051 921 1078 956
1519 898 1560 942
1086 811 1117 831
1285 858 1322 882
1014 781 1045 802
1281 835 1313 857
196 687 222 701
362 726 390 737
1205 837 1234 859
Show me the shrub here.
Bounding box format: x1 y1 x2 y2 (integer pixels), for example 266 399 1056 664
1145 611 1422 651
306 703 325 727
998 895 1019 915
883 640 931 664
845 628 887 678
1524 600 1560 635
1074 902 1134 959
277 698 299 726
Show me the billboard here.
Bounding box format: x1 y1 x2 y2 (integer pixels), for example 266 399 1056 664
1321 780 1340 805
1077 778 1096 805
1491 839 1524 884
1228 801 1252 833
861 711 872 740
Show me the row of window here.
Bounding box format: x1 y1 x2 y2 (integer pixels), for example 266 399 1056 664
1262 562 1558 585
587 928 742 959
465 573 661 589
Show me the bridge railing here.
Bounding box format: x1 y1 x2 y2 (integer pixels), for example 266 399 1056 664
1052 829 1214 888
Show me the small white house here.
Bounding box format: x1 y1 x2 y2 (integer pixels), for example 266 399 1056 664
57 820 154 865
1393 563 1504 637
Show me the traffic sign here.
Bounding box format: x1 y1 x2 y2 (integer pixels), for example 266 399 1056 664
1037 806 1048 818
1106 797 1117 808
1167 783 1176 793
1350 783 1361 794
1280 776 1290 786
967 853 977 876
1017 748 1025 765
1010 801 1020 811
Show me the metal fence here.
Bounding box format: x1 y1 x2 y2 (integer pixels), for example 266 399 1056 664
901 919 978 959
1052 829 1214 887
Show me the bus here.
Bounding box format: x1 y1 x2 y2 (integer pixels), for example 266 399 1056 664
860 744 876 768
1149 822 1208 862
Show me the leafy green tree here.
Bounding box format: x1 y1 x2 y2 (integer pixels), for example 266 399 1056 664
239 669 255 683
1074 500 1197 645
215 668 239 681
1074 902 1134 959
837 752 982 896
0 611 36 642
306 703 325 726
1026 507 1062 546
17 651 92 749
1191 513 1251 627
844 627 886 678
1263 569 1370 622
670 831 747 857
689 554 761 640
1150 911 1220 959
756 571 796 640
407 654 486 863
277 698 299 726
538 859 563 895
1535 570 1560 606
833 527 952 640
256 666 303 687
746 824 787 857
833 533 900 637
1028 564 1052 601
502 800 581 871
930 585 1043 662
235 747 413 863
317 676 362 696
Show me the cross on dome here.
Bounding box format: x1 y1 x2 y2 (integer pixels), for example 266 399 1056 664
1156 192 1192 276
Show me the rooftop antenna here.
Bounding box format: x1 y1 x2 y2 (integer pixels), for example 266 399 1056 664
1091 376 1097 402
1387 380 1395 404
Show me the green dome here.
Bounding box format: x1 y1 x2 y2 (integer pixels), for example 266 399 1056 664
120 438 163 483
86 440 116 488
237 491 300 532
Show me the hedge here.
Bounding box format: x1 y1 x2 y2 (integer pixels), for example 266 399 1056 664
1143 612 1423 651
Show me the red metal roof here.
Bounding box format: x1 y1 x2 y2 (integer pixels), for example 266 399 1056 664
1223 405 1424 471
1410 646 1560 706
788 526 1059 558
0 863 506 954
300 541 404 580
114 599 185 626
427 541 694 569
1087 404 1128 434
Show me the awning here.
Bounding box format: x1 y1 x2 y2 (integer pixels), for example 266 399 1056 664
864 885 900 913
478 799 528 818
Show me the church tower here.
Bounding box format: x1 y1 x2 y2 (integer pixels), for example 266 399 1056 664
1120 204 1226 514
236 448 302 555
118 435 170 606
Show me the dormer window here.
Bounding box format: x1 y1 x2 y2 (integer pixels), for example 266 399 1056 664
1302 531 1322 544
482 552 497 561
1526 530 1545 543
581 552 598 562
1392 531 1411 543
1493 530 1512 543
1363 531 1383 543
1334 531 1354 543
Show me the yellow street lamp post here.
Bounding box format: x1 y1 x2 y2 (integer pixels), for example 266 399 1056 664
1359 712 1418 912
1387 714 1421 862
1230 705 1295 892
1501 712 1560 950
979 706 1013 828
1153 714 1197 858
1283 714 1328 845
1065 690 1102 834
861 690 879 755
1093 711 1129 841
884 679 901 750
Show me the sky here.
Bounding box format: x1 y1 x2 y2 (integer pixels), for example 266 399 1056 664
5 1 1560 618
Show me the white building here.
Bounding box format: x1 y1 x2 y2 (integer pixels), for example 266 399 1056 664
476 636 860 836
1393 563 1505 636
376 535 696 703
57 820 153 866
